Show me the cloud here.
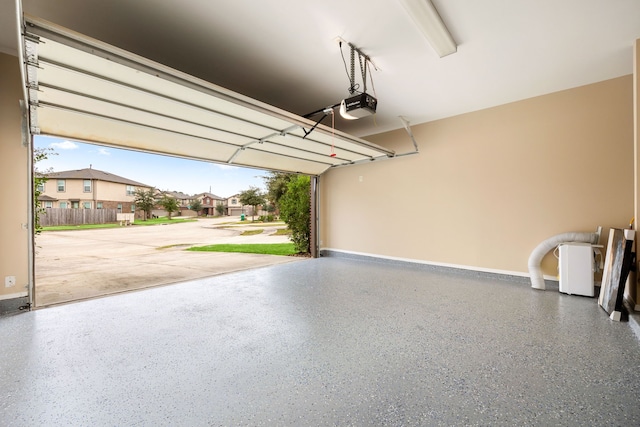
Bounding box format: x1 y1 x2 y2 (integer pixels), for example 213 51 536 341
50 140 79 150
97 148 110 156
213 163 237 171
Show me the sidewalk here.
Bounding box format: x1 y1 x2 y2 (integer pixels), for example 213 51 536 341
35 217 306 307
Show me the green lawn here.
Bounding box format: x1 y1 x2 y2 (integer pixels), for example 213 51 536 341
41 223 122 231
135 217 197 226
226 220 286 225
240 229 264 236
272 228 292 236
187 243 297 256
42 217 196 231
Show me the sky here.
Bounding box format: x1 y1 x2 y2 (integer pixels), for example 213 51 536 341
34 135 269 197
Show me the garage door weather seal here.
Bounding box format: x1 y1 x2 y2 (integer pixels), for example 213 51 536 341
19 15 395 176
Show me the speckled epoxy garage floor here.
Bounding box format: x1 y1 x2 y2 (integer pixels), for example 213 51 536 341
1 256 639 426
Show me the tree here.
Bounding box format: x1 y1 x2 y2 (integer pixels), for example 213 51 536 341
189 199 203 216
158 195 180 219
263 172 293 215
215 203 225 216
279 175 311 253
239 186 266 221
134 188 156 220
33 147 56 234
265 203 276 215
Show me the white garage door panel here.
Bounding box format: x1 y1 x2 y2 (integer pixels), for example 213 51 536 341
267 133 387 163
251 142 344 166
22 16 395 175
37 37 296 134
265 134 358 164
285 128 389 159
37 108 240 162
39 87 253 146
37 64 276 142
234 149 329 176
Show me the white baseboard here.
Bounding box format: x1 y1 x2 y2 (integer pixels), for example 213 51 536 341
0 291 28 301
319 248 549 282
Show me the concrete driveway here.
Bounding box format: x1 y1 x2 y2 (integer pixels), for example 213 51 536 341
35 216 307 307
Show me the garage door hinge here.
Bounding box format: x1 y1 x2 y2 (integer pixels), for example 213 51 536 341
24 33 41 44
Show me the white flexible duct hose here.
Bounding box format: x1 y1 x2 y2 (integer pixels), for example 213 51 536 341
528 230 600 290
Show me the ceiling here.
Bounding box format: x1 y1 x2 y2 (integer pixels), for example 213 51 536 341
1 0 639 139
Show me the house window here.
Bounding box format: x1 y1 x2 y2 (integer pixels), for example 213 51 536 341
126 185 135 196
131 204 135 213
71 201 79 209
57 179 65 192
231 198 237 204
83 202 91 209
117 204 122 212
44 201 52 208
59 202 67 209
36 182 45 192
83 180 92 192
97 202 103 209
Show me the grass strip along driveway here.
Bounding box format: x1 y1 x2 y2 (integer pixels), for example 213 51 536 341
188 243 297 256
42 217 196 231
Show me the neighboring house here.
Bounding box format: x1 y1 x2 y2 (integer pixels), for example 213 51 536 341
224 194 265 217
196 192 226 216
37 194 57 209
155 191 227 217
225 194 246 216
159 191 195 215
39 167 152 218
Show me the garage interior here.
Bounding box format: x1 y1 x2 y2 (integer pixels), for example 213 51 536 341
1 0 640 424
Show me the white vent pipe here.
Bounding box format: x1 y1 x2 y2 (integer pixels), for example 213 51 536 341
528 227 601 290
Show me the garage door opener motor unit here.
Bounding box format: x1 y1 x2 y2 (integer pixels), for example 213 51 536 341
339 93 377 119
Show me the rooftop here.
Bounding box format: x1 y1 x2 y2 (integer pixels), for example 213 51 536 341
47 168 151 188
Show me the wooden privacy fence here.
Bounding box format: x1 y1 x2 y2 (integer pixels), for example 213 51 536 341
39 208 119 226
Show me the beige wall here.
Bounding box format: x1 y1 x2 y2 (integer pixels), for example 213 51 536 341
0 52 30 300
54 178 89 199
320 76 634 278
43 178 140 202
227 196 241 207
95 181 139 201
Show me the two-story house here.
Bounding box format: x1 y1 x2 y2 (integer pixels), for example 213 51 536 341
39 167 153 218
196 192 226 216
158 191 195 215
225 194 245 216
225 194 270 218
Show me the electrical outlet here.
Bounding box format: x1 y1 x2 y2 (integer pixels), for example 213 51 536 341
5 276 16 288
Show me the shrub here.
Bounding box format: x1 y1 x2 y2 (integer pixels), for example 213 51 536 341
279 175 310 253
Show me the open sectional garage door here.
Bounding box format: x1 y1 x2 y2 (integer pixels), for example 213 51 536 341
20 16 395 176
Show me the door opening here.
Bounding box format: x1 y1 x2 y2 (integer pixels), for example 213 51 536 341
32 136 311 307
